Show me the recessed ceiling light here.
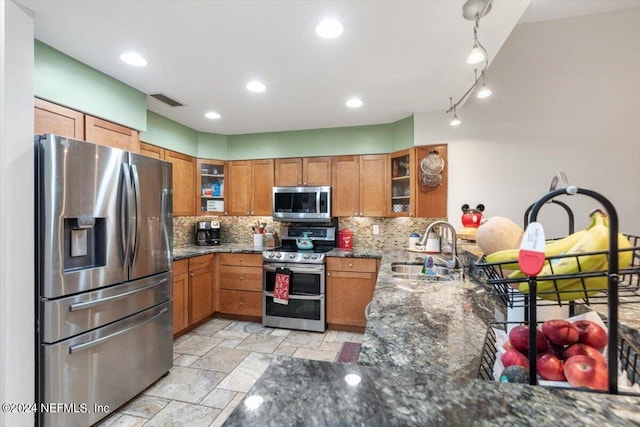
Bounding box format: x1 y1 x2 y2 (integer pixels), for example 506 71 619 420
204 111 221 120
315 18 344 39
119 52 147 67
345 97 363 108
246 81 266 93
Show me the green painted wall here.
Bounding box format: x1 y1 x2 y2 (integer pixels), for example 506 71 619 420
34 40 147 131
226 122 396 160
141 111 199 157
197 132 228 159
390 115 414 152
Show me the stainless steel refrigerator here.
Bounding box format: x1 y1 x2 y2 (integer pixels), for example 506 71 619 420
35 134 173 426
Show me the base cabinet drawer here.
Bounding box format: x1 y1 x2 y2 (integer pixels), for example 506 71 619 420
219 266 262 291
219 290 262 317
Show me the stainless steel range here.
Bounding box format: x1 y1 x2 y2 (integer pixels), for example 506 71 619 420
262 225 336 332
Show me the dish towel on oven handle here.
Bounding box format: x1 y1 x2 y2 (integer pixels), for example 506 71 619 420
274 268 291 305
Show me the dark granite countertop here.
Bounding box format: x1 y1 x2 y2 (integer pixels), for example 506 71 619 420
173 244 265 260
221 243 640 426
223 358 640 426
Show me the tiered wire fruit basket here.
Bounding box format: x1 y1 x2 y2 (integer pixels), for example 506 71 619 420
475 186 640 395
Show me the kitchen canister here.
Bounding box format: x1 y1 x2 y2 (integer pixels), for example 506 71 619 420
408 232 420 249
338 229 353 250
253 233 264 248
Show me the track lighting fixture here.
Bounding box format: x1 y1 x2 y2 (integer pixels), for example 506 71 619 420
449 98 461 126
446 0 493 125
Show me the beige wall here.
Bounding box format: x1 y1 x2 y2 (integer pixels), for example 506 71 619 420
414 9 640 237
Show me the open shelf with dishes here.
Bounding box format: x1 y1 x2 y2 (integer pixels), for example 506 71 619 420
474 185 640 395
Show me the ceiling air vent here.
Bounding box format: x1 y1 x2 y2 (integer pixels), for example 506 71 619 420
149 93 186 107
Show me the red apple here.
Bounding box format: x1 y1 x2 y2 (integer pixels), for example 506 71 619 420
541 319 580 347
501 350 529 369
503 341 515 352
509 325 548 354
564 343 607 366
564 355 608 391
537 353 566 381
544 341 565 359
572 320 608 352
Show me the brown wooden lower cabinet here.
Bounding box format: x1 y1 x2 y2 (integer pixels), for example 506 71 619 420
218 253 263 319
172 254 216 336
172 259 189 335
219 289 262 317
327 257 379 332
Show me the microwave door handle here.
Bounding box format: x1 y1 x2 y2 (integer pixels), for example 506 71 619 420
120 164 132 268
130 164 141 267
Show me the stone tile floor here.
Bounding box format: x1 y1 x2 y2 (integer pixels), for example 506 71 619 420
96 318 363 426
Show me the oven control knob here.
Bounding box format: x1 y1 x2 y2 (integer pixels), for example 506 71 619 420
276 253 282 259
303 254 310 259
311 255 318 259
289 254 296 260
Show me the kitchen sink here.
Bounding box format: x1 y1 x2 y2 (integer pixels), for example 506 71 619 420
390 262 452 281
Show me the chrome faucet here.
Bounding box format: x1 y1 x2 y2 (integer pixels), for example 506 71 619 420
419 220 459 269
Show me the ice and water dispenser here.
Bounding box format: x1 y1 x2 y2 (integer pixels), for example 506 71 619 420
63 217 106 271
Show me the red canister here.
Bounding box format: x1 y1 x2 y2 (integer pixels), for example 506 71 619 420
338 229 353 250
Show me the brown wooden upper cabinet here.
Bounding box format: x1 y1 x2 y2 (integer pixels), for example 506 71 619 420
413 145 448 218
34 98 85 139
332 154 386 217
34 98 140 153
274 156 332 186
227 159 274 216
140 141 165 160
85 115 140 153
164 149 197 216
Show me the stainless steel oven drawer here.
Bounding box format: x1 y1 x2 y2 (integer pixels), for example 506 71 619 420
40 272 171 343
39 301 172 427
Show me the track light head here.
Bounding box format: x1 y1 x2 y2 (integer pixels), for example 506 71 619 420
450 113 461 126
466 44 486 65
477 82 492 98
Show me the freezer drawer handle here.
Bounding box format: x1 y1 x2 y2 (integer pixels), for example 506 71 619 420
264 291 323 301
68 278 168 312
68 307 169 354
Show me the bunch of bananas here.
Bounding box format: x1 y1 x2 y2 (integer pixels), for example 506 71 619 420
485 211 633 301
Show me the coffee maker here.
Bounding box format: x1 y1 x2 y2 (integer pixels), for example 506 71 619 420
195 221 221 246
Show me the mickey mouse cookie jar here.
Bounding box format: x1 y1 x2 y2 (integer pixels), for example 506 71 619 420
459 203 485 240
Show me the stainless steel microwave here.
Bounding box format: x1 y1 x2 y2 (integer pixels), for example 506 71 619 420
272 186 332 222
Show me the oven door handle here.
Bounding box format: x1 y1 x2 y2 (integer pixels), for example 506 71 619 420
263 264 325 274
264 291 323 301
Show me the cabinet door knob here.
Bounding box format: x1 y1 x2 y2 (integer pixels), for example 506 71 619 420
190 272 194 277
327 272 331 277
239 300 244 306
239 276 244 281
349 263 353 268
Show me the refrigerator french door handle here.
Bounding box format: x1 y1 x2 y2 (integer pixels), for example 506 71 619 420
130 164 141 267
67 278 169 312
68 307 169 354
120 164 133 268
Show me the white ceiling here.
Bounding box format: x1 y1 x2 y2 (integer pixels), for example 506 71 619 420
17 0 639 135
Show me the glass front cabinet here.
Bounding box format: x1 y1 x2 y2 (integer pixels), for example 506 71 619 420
197 159 225 214
389 149 414 217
